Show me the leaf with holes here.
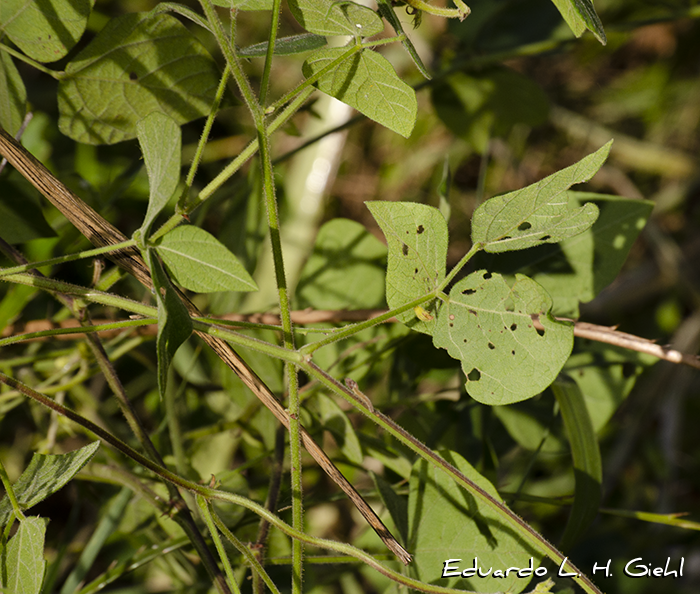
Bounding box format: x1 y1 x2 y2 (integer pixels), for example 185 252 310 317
58 13 221 145
303 48 417 138
472 141 611 253
433 270 573 405
367 201 448 335
288 0 383 37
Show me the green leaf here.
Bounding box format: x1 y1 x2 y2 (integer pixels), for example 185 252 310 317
296 218 386 310
3 516 47 594
147 248 193 400
366 202 448 334
303 48 417 138
432 69 549 153
137 112 181 237
376 0 431 80
408 450 542 593
0 52 27 135
58 13 221 145
313 393 363 465
156 226 258 293
370 471 409 546
0 0 93 63
288 0 383 37
433 271 573 405
473 192 653 317
551 378 602 551
472 142 612 253
239 34 327 58
564 343 652 433
549 0 606 45
0 442 100 526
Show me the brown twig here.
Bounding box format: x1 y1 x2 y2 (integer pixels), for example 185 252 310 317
0 124 410 565
7 309 700 371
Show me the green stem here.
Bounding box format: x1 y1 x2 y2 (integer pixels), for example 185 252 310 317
212 509 282 594
0 43 63 78
259 0 283 106
439 242 482 290
404 0 470 20
0 455 25 521
299 293 436 356
269 36 403 115
0 240 137 278
182 65 232 197
0 318 155 348
0 370 474 594
197 495 242 594
299 361 603 594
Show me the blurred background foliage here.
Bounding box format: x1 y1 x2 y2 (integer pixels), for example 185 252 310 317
1 1 700 593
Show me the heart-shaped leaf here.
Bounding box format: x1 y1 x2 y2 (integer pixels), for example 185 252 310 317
367 201 448 334
58 13 221 144
156 226 258 293
471 141 611 253
433 270 573 405
303 48 417 138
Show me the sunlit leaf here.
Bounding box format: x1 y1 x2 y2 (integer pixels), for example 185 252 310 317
58 13 221 144
303 48 417 138
367 201 447 334
0 0 93 63
156 226 258 293
408 450 542 593
472 142 611 253
288 0 383 37
0 442 100 525
433 271 573 405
